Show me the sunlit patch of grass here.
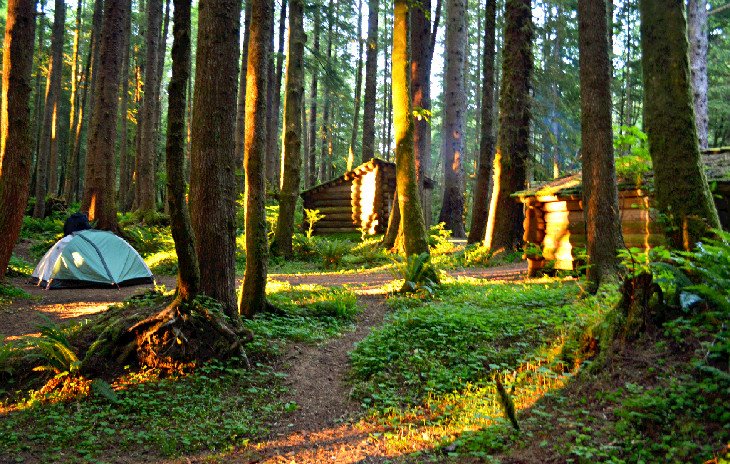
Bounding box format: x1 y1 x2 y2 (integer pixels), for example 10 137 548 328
145 249 179 275
0 359 285 462
243 282 360 356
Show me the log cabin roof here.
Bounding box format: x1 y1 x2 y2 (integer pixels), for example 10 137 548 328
300 158 395 198
514 148 730 200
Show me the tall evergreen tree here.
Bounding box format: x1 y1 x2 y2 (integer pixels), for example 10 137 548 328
32 0 64 217
393 0 429 256
307 6 320 187
687 0 709 149
361 0 379 162
272 0 305 258
467 0 495 244
189 0 242 320
639 0 720 248
81 0 129 232
437 0 467 238
239 0 273 318
0 0 37 280
484 0 533 251
579 0 623 288
166 0 198 300
136 0 164 213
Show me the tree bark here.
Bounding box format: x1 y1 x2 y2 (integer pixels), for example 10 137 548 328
347 0 364 172
318 0 334 182
239 0 272 318
136 0 164 213
64 0 84 204
272 0 304 258
484 0 532 251
189 0 242 320
410 0 432 227
234 2 252 193
30 0 46 197
65 40 93 203
687 0 708 149
579 0 623 289
639 0 720 248
264 5 276 188
393 0 429 256
437 0 467 238
307 7 320 187
361 0 379 163
467 0 496 244
118 0 133 210
166 0 199 300
81 0 128 232
32 0 64 218
0 0 37 280
267 0 287 189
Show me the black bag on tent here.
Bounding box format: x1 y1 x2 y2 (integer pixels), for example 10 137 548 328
63 212 92 236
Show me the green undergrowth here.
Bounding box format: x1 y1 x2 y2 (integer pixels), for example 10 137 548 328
350 277 600 409
245 281 359 357
0 360 284 462
0 281 359 462
0 282 31 307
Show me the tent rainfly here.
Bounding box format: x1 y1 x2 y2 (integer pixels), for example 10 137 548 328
31 230 154 289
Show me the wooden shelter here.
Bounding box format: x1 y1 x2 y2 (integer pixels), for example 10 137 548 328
301 158 396 235
515 149 730 270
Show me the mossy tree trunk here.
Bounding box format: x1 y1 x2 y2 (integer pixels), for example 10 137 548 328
579 0 623 289
361 0 379 163
81 0 127 232
0 0 36 281
467 0 496 244
347 0 364 172
484 0 532 251
437 0 467 239
272 0 305 258
639 0 720 248
393 0 429 256
189 0 241 322
239 0 273 318
166 0 199 301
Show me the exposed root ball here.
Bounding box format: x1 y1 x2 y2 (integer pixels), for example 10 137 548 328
128 299 252 370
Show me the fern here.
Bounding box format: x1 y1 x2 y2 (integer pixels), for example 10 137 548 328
24 316 81 375
392 252 440 295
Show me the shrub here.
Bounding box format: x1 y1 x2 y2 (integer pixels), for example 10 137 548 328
462 244 493 266
392 252 440 295
428 222 454 255
315 239 350 269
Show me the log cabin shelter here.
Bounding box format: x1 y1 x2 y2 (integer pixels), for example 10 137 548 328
514 148 730 271
301 158 398 235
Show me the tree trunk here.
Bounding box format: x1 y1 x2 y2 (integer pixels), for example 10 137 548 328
0 0 37 280
64 0 84 204
393 0 429 256
267 0 287 189
166 0 199 300
118 0 133 210
264 6 276 188
32 0 64 218
85 0 106 160
579 0 623 289
437 0 467 238
639 0 720 248
307 7 320 187
467 0 496 244
484 0 532 251
189 0 242 320
348 0 364 172
31 0 46 197
65 40 93 203
318 0 334 182
137 0 164 213
234 2 252 193
272 0 304 258
81 0 128 232
239 0 273 318
361 0 379 163
687 0 708 149
154 0 171 207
